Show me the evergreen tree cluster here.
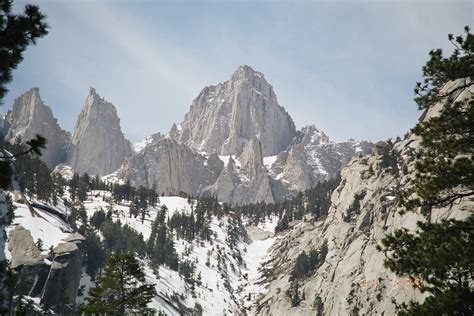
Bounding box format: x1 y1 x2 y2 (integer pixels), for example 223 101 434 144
286 279 303 307
82 215 148 280
381 216 474 314
178 258 197 286
273 178 340 232
102 219 147 256
148 205 179 271
112 181 159 214
290 240 328 281
342 190 366 222
1 137 57 202
286 240 328 307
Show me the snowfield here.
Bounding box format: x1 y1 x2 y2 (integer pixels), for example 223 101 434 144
5 200 72 258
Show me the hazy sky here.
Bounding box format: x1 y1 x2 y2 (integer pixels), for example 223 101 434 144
3 0 473 142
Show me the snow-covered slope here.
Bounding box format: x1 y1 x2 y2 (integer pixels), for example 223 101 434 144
4 201 72 259
80 192 279 314
1 190 278 315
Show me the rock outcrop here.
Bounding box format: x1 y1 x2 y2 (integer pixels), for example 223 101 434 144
255 137 471 315
212 138 275 204
8 225 43 269
67 88 132 176
5 88 70 168
170 65 297 156
267 126 373 195
41 237 85 313
117 138 224 196
8 226 85 314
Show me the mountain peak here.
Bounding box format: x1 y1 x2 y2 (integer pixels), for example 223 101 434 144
300 125 330 144
170 66 296 156
86 87 108 106
5 88 70 168
67 89 132 176
26 87 40 96
231 65 265 81
88 86 97 96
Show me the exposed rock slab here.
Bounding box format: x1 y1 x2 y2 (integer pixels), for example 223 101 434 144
8 227 85 314
8 225 43 269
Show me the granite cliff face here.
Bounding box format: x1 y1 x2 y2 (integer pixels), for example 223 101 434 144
251 79 473 315
67 88 132 176
5 88 70 168
169 65 297 156
117 138 224 196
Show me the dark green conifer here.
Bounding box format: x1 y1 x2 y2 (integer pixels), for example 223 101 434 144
381 27 474 314
82 252 156 315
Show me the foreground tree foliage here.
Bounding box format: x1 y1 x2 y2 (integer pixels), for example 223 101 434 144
401 26 474 213
381 26 474 314
0 0 49 189
0 2 48 313
0 0 48 101
382 216 474 314
82 252 156 315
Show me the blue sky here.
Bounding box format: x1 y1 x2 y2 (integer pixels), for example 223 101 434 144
4 0 473 142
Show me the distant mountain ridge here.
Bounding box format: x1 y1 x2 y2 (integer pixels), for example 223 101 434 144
3 65 372 204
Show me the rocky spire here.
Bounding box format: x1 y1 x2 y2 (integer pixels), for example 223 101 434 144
169 65 297 156
5 88 70 168
67 88 132 176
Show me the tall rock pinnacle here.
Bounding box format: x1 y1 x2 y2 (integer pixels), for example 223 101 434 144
67 88 132 176
5 88 70 168
170 65 297 156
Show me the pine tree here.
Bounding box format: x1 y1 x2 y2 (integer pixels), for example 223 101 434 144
0 1 49 190
0 0 48 101
286 279 302 307
381 27 474 314
291 251 310 280
84 230 105 281
82 252 156 315
382 216 474 314
400 26 474 214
